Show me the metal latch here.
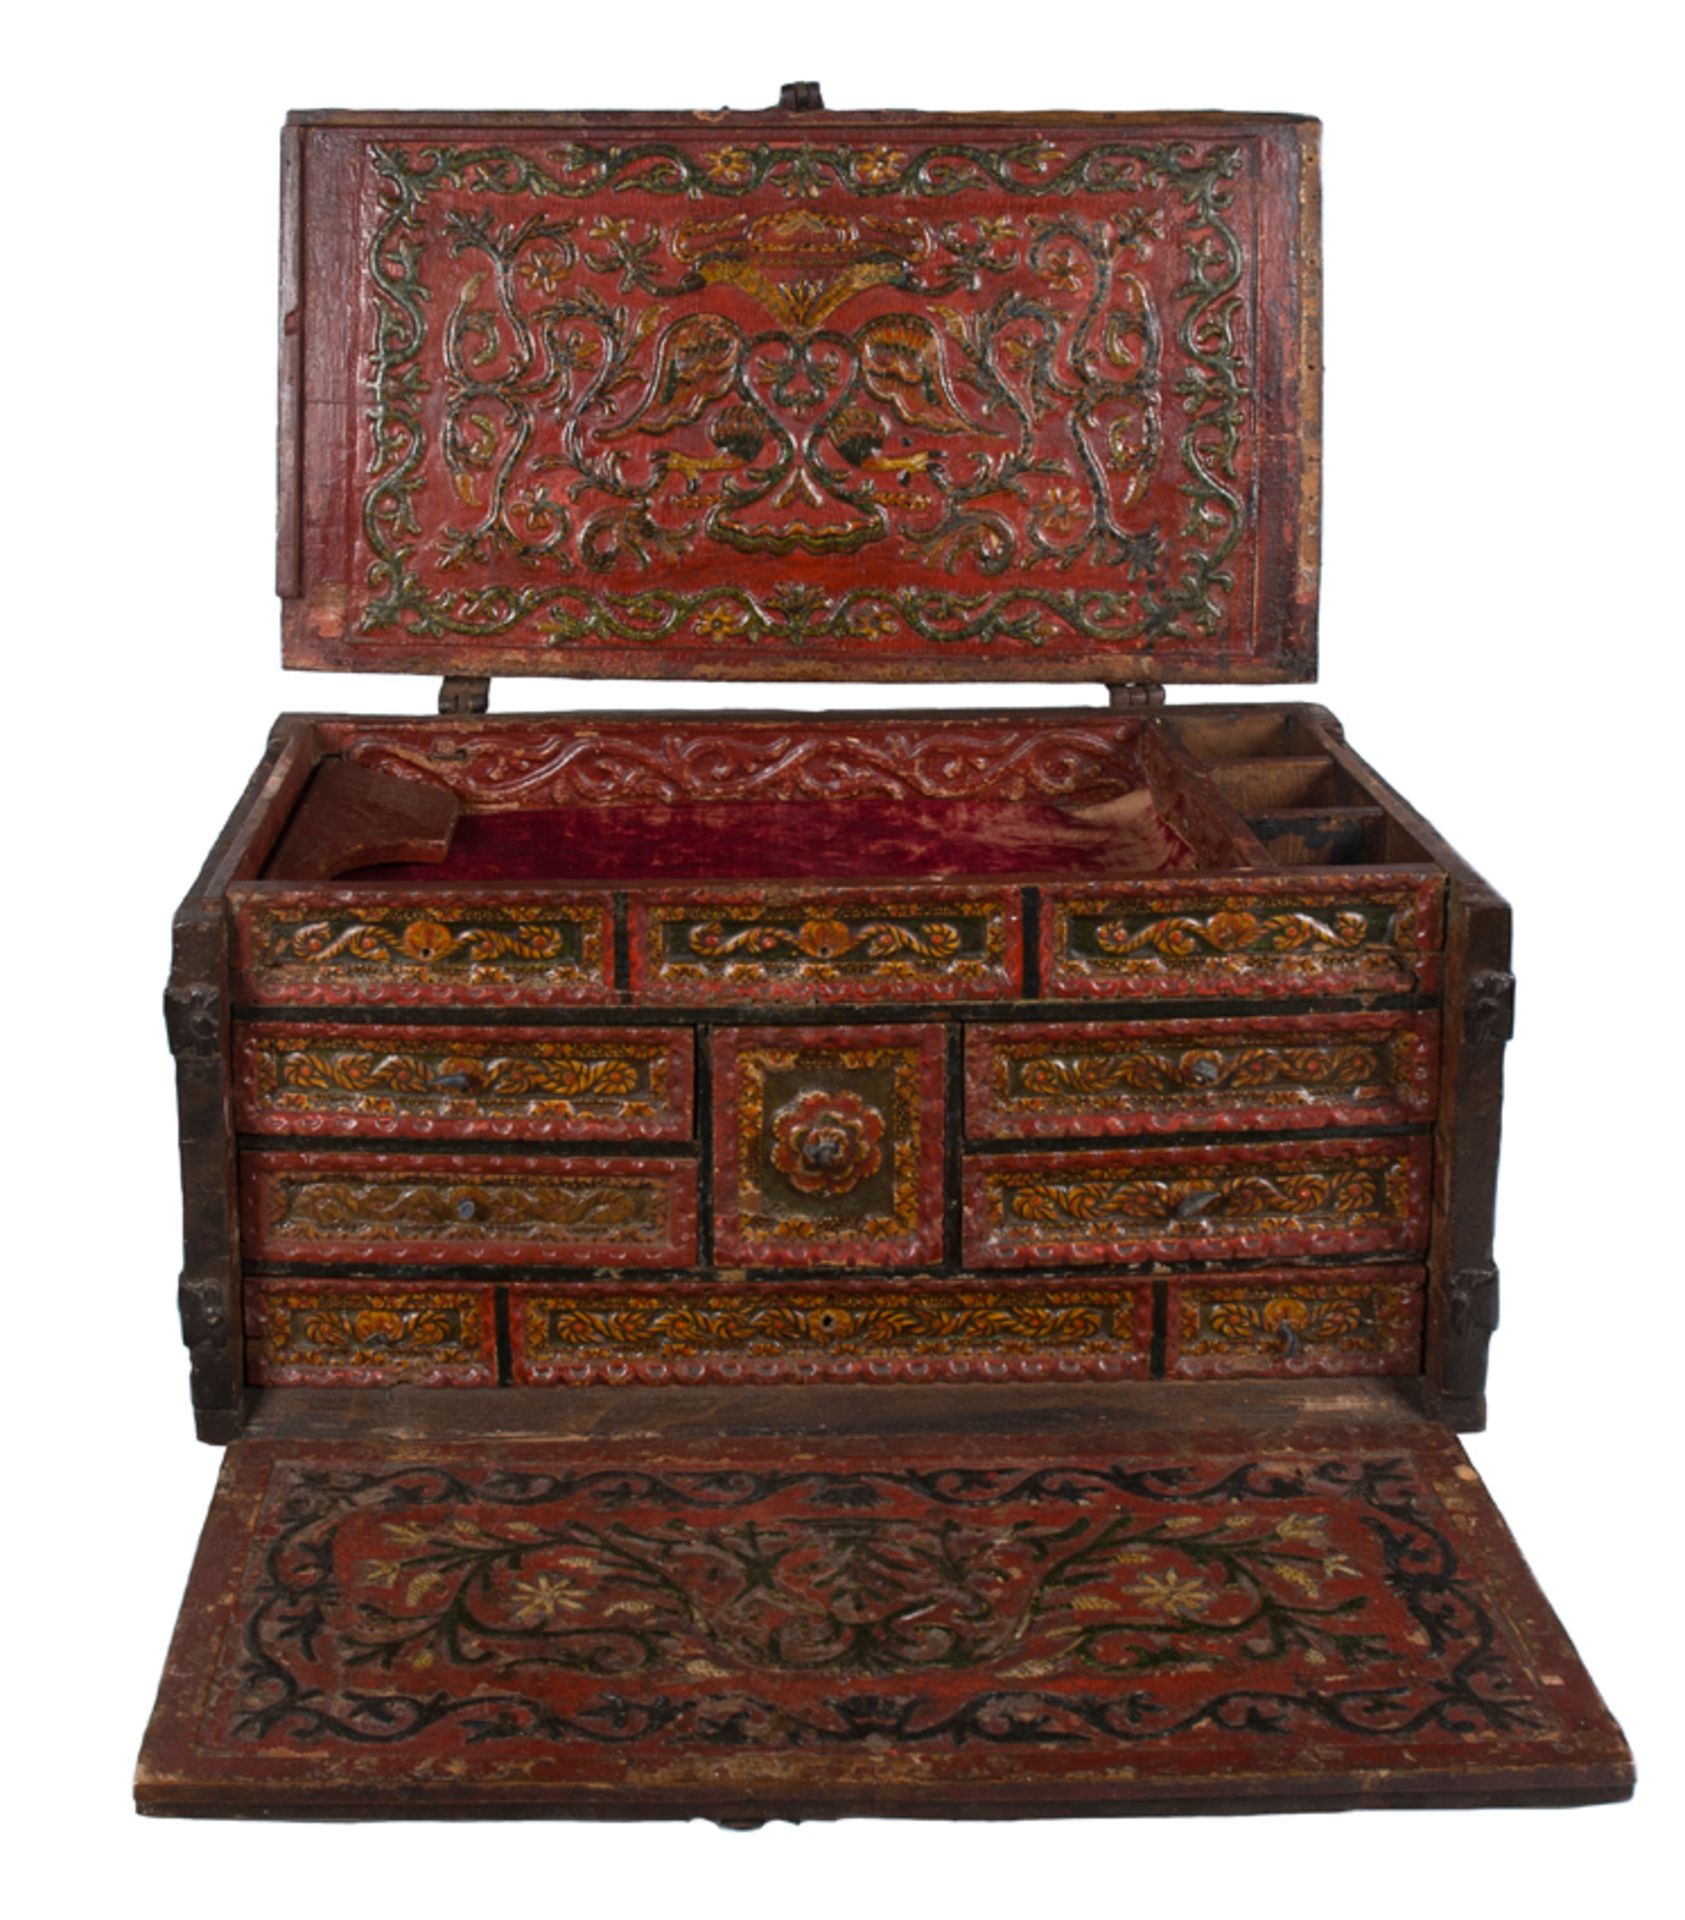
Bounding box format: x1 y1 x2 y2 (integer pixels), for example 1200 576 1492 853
779 81 825 111
439 675 490 715
1465 969 1516 1045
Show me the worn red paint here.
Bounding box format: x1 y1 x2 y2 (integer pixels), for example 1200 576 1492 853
241 1149 698 1269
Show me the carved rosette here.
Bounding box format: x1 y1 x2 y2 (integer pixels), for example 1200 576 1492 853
713 1026 946 1268
768 1089 885 1197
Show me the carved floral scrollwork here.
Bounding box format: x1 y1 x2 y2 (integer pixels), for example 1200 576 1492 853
1003 1169 1388 1230
1092 908 1375 959
356 135 1250 658
221 1449 1547 1757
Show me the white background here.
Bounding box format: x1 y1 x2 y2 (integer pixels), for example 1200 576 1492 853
7 1 1679 1912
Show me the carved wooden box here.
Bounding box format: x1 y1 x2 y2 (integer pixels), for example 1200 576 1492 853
139 94 1631 1820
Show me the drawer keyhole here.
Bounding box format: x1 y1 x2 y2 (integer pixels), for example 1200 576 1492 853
801 1129 848 1171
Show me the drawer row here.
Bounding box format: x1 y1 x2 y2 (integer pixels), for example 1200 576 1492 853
238 1017 1434 1272
236 1009 1439 1143
229 872 1444 1007
244 1267 1427 1388
242 1132 1431 1271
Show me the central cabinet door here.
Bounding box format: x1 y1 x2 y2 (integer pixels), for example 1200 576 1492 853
711 1026 947 1268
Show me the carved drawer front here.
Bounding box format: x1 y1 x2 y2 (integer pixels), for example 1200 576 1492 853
245 1279 497 1386
629 889 1020 1005
510 1277 1151 1387
964 1136 1431 1269
966 1011 1439 1140
230 889 614 1008
234 1022 693 1142
242 1150 697 1268
712 1026 946 1268
1164 1267 1426 1379
1041 874 1444 1000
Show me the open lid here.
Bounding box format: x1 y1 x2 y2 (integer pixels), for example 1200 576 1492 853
280 97 1320 685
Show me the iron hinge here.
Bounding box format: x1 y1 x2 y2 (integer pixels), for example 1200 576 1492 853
439 675 490 716
1107 681 1166 710
778 80 825 111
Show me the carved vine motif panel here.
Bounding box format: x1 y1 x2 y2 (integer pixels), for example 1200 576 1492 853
632 889 1020 1003
1042 876 1445 1000
242 1151 698 1267
965 1136 1431 1268
966 1012 1439 1138
234 1022 693 1140
245 1282 497 1386
1165 1273 1425 1379
232 894 614 1007
322 129 1279 677
512 1279 1150 1386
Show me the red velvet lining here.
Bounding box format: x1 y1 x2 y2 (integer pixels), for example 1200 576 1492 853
348 797 1189 885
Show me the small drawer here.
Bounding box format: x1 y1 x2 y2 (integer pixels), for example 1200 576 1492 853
230 889 614 1007
1041 875 1442 1000
1164 1267 1426 1378
966 1011 1438 1140
712 1025 946 1268
629 889 1020 1005
234 1022 694 1142
963 1136 1430 1268
242 1149 697 1267
245 1278 497 1386
510 1277 1151 1387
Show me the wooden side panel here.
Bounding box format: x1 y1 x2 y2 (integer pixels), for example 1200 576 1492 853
1427 878 1511 1425
166 720 323 1442
1296 713 1512 1430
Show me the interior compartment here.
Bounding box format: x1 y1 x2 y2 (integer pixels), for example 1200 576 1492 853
1166 707 1431 867
261 714 1272 885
